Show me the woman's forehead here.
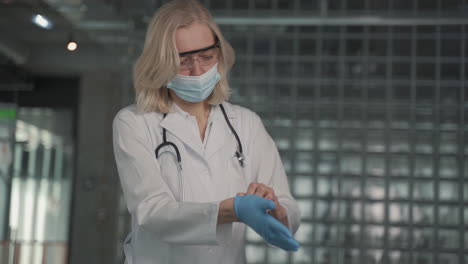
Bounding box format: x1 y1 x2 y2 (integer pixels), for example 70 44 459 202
175 22 216 53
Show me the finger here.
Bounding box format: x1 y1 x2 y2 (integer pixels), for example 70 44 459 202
246 183 258 194
254 186 268 197
264 185 276 198
267 215 292 237
265 193 275 201
265 216 300 251
260 198 276 211
236 192 247 196
282 237 300 251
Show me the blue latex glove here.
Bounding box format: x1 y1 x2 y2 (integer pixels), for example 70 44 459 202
234 194 300 251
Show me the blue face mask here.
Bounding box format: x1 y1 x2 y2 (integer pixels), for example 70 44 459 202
167 63 221 103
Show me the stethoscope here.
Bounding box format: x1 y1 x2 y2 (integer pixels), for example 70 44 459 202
155 103 245 171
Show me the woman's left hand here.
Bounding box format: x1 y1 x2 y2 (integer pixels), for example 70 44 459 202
237 182 289 227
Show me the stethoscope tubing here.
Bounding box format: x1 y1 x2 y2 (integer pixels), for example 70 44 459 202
154 103 245 201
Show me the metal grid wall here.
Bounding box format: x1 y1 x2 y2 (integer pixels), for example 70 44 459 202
117 1 468 263
215 1 468 264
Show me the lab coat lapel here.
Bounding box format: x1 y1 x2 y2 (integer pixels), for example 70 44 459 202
160 112 204 156
205 105 236 160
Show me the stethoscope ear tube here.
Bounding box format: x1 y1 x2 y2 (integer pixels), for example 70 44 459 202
155 141 182 170
219 104 245 167
155 104 245 169
154 104 243 202
155 113 183 170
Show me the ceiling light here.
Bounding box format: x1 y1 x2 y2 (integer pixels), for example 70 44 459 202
67 41 77 51
32 14 53 29
67 34 78 51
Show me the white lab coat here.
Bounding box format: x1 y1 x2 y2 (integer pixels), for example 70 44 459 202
112 102 300 264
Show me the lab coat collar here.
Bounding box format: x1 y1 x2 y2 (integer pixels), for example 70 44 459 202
159 102 236 160
204 104 231 160
160 103 204 155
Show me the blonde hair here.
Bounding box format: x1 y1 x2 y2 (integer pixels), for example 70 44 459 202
133 0 235 113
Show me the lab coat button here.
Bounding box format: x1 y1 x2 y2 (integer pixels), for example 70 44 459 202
208 247 213 253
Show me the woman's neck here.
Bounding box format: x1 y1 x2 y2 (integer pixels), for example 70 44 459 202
170 90 211 120
170 90 211 142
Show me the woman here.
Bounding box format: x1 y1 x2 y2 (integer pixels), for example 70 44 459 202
113 0 300 263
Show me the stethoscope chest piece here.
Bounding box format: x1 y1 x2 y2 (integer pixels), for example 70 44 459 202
236 151 245 168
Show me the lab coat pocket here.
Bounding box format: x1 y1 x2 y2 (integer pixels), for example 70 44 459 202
227 153 249 195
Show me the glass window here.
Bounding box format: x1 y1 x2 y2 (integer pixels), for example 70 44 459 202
464 183 468 202
317 153 338 175
297 62 316 79
415 132 433 154
314 223 339 245
416 39 436 57
465 208 468 225
317 176 338 197
342 225 360 245
441 63 461 81
366 154 386 176
295 222 313 243
294 176 314 196
439 181 459 201
318 108 339 128
389 180 409 199
392 63 411 79
390 131 410 153
389 202 410 223
245 244 265 263
299 39 316 55
267 247 288 264
416 85 435 105
439 132 458 154
296 152 314 174
413 253 435 264
366 131 386 152
415 108 435 130
440 86 460 105
364 201 384 222
439 156 458 178
390 155 410 176
342 129 363 151
439 253 459 264
414 156 434 177
363 225 385 248
219 4 467 263
315 247 335 264
414 180 434 200
342 178 361 198
438 205 459 226
272 127 291 150
413 204 434 224
318 129 339 151
341 154 362 175
413 227 434 250
389 227 411 248
366 178 386 200
298 199 312 218
389 250 413 264
391 106 411 129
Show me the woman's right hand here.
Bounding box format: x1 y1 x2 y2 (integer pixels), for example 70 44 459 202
233 194 299 251
238 182 277 201
237 182 289 227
